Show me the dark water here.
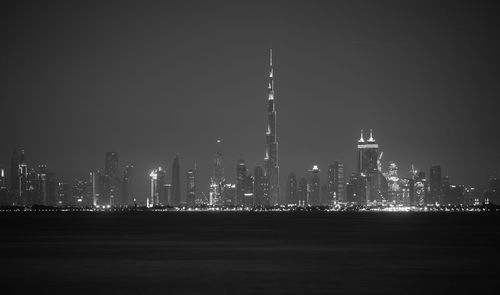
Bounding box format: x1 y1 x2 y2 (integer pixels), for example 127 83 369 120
1 212 499 294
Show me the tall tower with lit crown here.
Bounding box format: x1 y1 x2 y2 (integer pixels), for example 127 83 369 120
264 49 280 205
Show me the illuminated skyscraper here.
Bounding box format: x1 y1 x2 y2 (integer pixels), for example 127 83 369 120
386 162 400 204
414 172 427 206
429 165 442 204
89 171 97 207
286 172 297 205
357 130 379 175
104 152 119 206
171 155 181 206
18 150 28 205
264 49 280 205
209 140 225 205
186 167 196 207
149 168 158 207
308 165 320 206
357 129 382 204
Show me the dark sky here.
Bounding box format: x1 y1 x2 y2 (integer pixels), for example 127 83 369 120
1 0 500 202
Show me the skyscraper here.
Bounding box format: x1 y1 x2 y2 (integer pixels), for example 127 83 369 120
171 155 181 206
253 166 266 207
104 152 119 206
156 167 167 205
122 165 133 206
244 174 255 207
10 149 19 199
297 177 308 206
264 49 280 205
429 165 442 204
186 167 196 207
320 184 329 206
149 168 158 208
328 162 345 204
209 140 225 206
357 130 381 204
357 130 379 174
236 158 247 206
18 150 28 205
286 172 297 205
308 165 320 206
0 168 8 205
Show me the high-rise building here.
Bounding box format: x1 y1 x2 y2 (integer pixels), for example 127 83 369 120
149 168 158 208
329 162 345 204
297 177 308 206
308 165 320 206
357 130 381 204
236 158 247 206
222 183 236 206
18 150 28 205
10 149 19 200
357 130 379 175
264 49 280 205
253 166 266 207
171 155 181 206
104 152 120 206
320 184 329 206
122 165 133 206
56 182 69 206
463 186 478 206
0 168 8 205
386 162 401 204
186 167 196 207
209 140 225 206
89 171 97 207
414 172 427 206
244 174 254 207
429 166 442 204
46 172 58 206
149 167 167 207
25 168 36 205
72 179 87 206
485 174 500 204
36 165 49 205
442 175 450 205
156 167 167 205
286 173 297 205
346 172 367 204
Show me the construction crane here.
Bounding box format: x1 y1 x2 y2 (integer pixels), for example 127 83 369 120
377 151 384 172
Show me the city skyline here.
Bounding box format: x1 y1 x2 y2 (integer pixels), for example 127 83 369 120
1 1 500 203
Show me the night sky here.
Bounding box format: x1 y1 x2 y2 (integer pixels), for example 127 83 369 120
1 0 499 202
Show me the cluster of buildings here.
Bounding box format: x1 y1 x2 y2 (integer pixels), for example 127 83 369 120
284 130 500 207
0 149 69 207
2 49 499 209
0 150 134 208
147 50 280 208
147 155 191 208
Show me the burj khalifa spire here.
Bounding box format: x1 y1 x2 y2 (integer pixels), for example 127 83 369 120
264 49 280 205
